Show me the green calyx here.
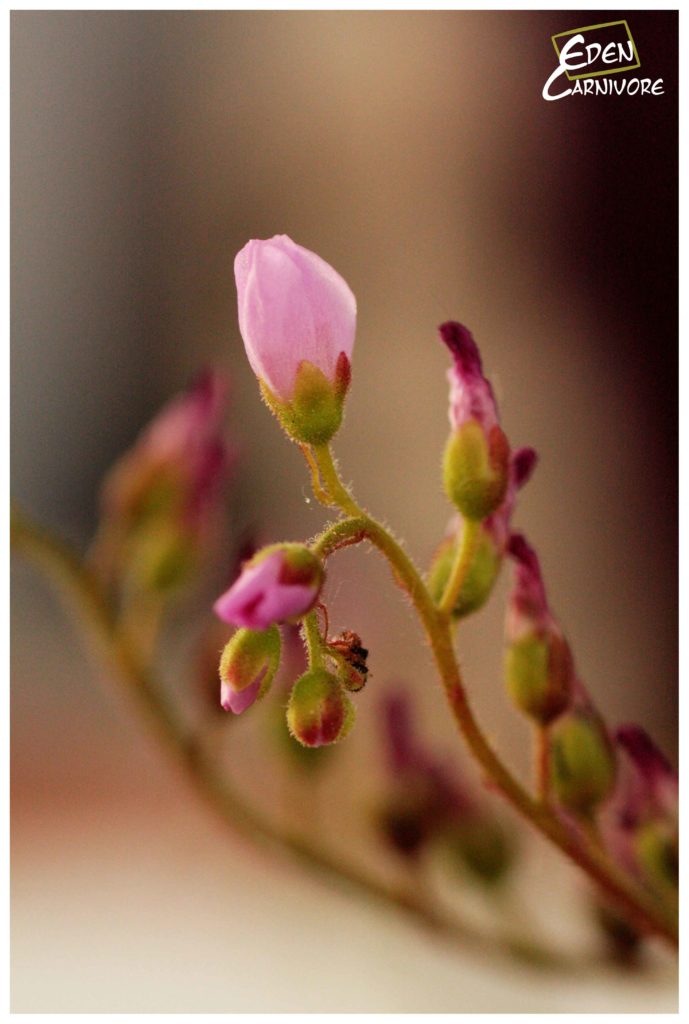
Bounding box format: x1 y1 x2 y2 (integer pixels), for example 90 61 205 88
505 632 572 725
443 420 509 521
634 820 678 894
260 355 350 446
220 625 281 698
550 709 616 815
286 668 355 747
428 528 501 618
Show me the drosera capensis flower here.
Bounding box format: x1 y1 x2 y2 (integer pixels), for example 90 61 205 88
234 234 356 445
439 322 511 521
213 543 324 630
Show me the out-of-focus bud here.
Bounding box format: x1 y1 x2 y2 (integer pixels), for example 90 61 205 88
605 725 678 893
378 690 515 880
634 820 678 893
445 816 515 887
219 625 281 714
503 534 573 724
214 543 324 630
550 708 617 815
98 371 231 592
439 322 510 521
594 902 643 965
234 235 356 445
287 668 354 747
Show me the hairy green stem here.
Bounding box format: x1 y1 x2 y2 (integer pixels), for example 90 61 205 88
306 451 678 947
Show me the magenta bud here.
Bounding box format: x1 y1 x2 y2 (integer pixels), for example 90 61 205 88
219 625 281 714
286 668 354 747
234 235 356 444
439 323 511 520
214 543 324 630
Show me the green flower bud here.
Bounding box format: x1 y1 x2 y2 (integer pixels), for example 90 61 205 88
445 817 515 887
260 355 350 446
634 820 678 894
443 421 510 521
219 625 281 714
505 632 573 725
428 528 501 618
287 668 354 747
550 709 616 815
126 520 195 593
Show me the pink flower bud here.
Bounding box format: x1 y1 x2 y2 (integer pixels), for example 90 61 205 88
504 534 573 724
219 625 281 715
615 725 678 823
439 322 510 520
97 372 232 590
234 236 356 441
213 544 324 630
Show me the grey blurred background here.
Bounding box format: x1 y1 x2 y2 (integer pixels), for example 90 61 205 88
11 10 677 1012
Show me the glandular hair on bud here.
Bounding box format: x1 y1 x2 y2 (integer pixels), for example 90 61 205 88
550 710 616 815
286 668 354 747
428 529 501 618
443 421 509 521
505 633 572 725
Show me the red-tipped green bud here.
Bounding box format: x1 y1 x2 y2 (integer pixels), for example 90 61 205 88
439 322 510 520
214 543 324 630
550 709 617 815
219 625 281 714
504 535 573 723
235 235 355 445
287 668 354 747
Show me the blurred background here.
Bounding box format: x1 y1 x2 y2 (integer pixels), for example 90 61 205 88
11 10 677 1012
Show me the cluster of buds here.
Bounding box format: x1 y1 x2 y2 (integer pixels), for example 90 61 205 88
97 372 231 594
213 541 360 744
504 533 617 816
430 323 537 617
377 691 514 885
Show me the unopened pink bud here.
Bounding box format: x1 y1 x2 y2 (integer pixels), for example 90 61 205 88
214 544 324 630
234 235 356 423
439 322 510 520
219 625 281 715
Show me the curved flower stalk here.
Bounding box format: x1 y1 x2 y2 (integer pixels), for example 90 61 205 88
10 235 677 964
226 236 676 947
